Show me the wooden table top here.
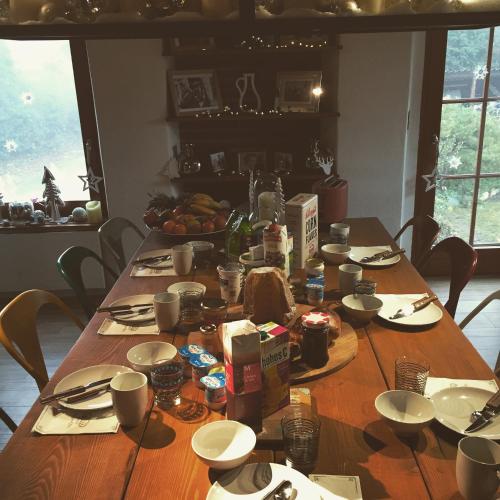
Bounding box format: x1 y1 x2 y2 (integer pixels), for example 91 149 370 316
0 217 494 500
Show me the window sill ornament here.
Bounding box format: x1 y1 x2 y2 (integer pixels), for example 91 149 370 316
42 166 64 221
79 139 104 194
422 134 440 192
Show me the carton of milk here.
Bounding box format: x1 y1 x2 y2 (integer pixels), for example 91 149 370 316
285 193 318 269
258 322 290 417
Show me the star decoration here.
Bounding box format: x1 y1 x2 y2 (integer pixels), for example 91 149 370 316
79 166 103 194
21 91 33 105
448 155 462 170
4 139 18 152
422 167 439 193
474 65 488 81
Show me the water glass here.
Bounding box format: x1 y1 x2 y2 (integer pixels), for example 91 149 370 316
395 355 430 395
179 289 203 325
151 360 184 408
329 223 350 245
217 263 245 304
281 405 321 473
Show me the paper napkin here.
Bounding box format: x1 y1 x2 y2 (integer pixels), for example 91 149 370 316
424 377 499 398
98 318 159 336
309 475 363 500
130 265 177 277
32 406 119 435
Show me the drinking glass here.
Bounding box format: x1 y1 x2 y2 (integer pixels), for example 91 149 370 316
179 289 203 325
151 360 184 408
281 404 321 473
395 355 430 395
217 263 245 304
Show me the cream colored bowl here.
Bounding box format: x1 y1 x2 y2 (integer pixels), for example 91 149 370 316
375 390 435 435
342 294 383 322
191 420 256 470
127 342 178 374
321 244 351 264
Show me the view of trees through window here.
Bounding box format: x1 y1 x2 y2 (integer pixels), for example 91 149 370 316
0 40 89 204
436 28 500 246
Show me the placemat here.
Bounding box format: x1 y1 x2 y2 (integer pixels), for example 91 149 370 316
309 475 363 499
98 318 159 336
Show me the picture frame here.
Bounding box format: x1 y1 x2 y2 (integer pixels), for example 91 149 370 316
169 69 223 117
237 151 266 175
276 71 323 112
209 151 226 175
274 152 293 175
170 37 216 53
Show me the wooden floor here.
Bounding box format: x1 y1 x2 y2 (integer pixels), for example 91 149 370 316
0 276 498 450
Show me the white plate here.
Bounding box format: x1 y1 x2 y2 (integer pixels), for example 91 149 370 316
207 463 321 500
55 364 133 411
349 246 401 268
108 294 155 323
136 249 172 269
376 294 443 326
167 282 206 296
431 386 500 439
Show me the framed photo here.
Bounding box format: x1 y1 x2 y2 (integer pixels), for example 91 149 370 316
274 152 293 174
170 37 216 53
209 152 226 175
169 70 223 116
277 71 323 112
237 151 266 175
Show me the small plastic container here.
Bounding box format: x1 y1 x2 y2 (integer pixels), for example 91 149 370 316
200 372 226 411
305 258 324 279
178 344 207 378
190 353 218 389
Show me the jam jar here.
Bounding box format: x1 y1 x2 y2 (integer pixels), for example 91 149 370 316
201 298 228 325
301 311 330 368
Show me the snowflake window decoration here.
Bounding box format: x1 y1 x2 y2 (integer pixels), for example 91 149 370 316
3 139 18 153
20 92 34 105
448 156 462 170
474 65 488 81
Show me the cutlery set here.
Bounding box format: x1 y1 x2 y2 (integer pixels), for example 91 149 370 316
40 377 113 405
361 248 406 263
465 390 500 433
133 255 171 268
389 294 439 320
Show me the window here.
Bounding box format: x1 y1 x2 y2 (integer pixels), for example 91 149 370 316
434 28 500 246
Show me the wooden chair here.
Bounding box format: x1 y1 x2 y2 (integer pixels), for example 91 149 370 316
393 215 440 269
57 246 118 320
0 290 84 430
98 217 144 273
419 237 478 318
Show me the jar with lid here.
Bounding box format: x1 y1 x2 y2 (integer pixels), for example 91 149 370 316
305 258 324 279
188 323 219 356
301 311 330 368
201 298 228 326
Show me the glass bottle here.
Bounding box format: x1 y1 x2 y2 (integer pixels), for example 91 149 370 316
250 171 280 225
226 212 253 261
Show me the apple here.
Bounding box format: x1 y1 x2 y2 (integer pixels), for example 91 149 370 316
174 223 187 235
162 220 176 234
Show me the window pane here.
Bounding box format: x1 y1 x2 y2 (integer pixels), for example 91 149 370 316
443 29 490 100
474 177 500 245
0 40 88 203
489 27 500 97
481 102 500 174
438 103 481 176
434 178 474 242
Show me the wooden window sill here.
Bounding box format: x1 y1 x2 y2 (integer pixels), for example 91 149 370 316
0 223 102 234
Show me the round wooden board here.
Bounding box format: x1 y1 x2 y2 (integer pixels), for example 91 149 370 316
290 321 358 384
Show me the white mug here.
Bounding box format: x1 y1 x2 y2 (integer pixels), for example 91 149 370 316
456 436 500 500
172 244 193 276
111 372 148 427
339 263 362 294
154 292 180 331
330 223 350 245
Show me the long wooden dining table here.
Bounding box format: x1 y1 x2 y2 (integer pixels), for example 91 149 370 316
0 217 496 499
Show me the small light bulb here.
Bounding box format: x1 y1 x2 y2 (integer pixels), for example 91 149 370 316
312 87 323 97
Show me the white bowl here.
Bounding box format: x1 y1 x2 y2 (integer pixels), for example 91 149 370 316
321 244 351 264
191 420 256 470
126 342 178 374
375 390 435 435
342 294 383 322
187 240 214 256
167 282 207 297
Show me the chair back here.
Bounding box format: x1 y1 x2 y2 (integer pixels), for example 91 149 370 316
0 290 84 391
459 289 500 329
98 217 144 272
394 215 440 268
57 246 118 320
420 236 478 318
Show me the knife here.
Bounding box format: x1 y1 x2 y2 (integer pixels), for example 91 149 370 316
97 303 153 313
64 384 111 404
389 294 439 320
361 248 406 263
262 480 292 500
133 255 171 265
465 390 500 433
40 377 113 404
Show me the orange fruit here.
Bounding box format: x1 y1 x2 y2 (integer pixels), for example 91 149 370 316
162 220 176 234
202 221 215 233
174 223 187 235
214 214 226 231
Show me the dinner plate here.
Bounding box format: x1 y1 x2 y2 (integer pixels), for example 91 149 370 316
207 463 321 500
136 249 172 269
376 294 443 327
431 386 500 439
55 364 133 411
349 246 401 268
108 294 155 323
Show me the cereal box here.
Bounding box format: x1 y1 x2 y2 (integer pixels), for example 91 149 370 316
258 322 290 417
285 193 318 269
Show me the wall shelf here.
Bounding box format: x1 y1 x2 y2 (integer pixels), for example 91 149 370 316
167 111 337 123
171 172 326 185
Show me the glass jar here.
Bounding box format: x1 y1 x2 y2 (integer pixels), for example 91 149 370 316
305 258 324 279
301 311 330 368
201 298 228 326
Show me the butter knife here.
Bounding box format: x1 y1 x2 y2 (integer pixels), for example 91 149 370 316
465 390 500 433
389 294 438 320
40 377 113 404
361 248 405 263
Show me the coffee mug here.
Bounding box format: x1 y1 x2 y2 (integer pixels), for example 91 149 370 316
330 223 350 245
172 244 193 276
456 436 500 500
154 292 180 331
339 263 362 294
111 372 148 427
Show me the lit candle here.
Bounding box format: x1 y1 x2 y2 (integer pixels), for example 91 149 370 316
86 201 103 224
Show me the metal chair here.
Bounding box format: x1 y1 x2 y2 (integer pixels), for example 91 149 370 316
419 236 478 318
0 290 85 430
394 215 440 269
98 217 145 273
57 246 118 320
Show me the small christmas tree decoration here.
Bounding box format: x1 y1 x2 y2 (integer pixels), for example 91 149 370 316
275 176 285 224
42 166 65 221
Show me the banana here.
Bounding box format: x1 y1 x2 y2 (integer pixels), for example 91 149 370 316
192 193 214 203
191 196 221 210
190 203 216 216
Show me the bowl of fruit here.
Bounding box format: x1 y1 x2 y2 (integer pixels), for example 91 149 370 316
143 192 233 241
